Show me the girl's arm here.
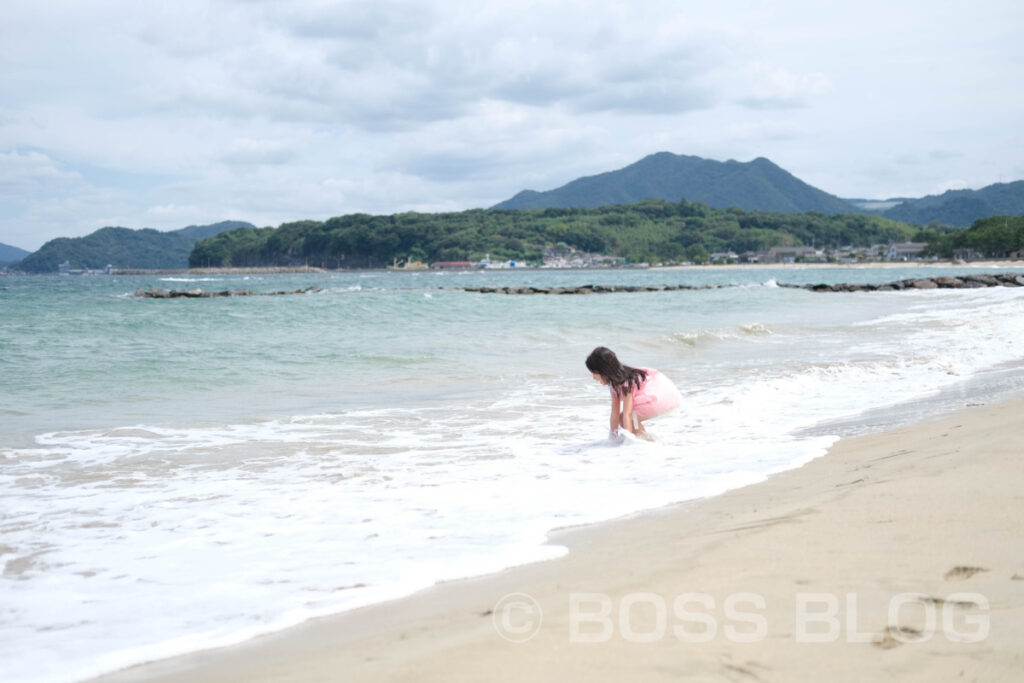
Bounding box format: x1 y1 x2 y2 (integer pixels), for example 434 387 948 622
609 392 621 435
620 390 636 433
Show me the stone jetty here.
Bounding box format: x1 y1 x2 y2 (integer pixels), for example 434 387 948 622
134 273 1024 299
135 286 322 298
789 272 1024 293
461 284 720 295
459 273 1024 295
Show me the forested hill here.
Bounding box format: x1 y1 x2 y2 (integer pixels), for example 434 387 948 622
0 241 30 265
16 220 255 272
190 200 922 269
492 152 858 215
880 180 1024 227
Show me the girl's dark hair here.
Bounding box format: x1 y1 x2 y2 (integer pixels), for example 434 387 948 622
585 346 647 395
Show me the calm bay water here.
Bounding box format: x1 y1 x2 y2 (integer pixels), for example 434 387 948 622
2 265 1024 682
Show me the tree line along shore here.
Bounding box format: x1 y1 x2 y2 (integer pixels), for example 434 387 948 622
186 202 1024 270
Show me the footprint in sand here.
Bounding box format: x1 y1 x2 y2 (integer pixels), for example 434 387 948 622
944 565 989 580
873 625 924 649
915 595 980 608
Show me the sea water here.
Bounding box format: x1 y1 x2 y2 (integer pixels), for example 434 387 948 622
2 265 1024 682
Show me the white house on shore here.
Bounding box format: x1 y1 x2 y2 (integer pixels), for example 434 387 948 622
765 246 825 263
888 242 929 261
709 251 738 264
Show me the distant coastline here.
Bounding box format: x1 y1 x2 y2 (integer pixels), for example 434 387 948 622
110 266 327 275
105 260 1024 275
5 259 1010 277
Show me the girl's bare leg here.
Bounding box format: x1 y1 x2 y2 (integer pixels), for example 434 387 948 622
620 411 654 440
634 415 653 441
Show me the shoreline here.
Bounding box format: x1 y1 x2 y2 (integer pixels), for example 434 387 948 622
124 260 1024 276
110 267 327 275
20 259 1021 276
92 395 1024 682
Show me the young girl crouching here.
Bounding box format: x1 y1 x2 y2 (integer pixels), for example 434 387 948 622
586 346 682 440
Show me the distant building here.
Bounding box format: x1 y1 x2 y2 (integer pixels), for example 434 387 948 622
888 242 928 261
541 243 614 268
953 248 983 262
478 254 518 269
709 251 738 264
831 247 872 263
430 261 475 270
765 246 824 263
867 244 890 260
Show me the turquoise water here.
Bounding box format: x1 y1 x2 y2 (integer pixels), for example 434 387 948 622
4 265 1020 444
2 265 1024 682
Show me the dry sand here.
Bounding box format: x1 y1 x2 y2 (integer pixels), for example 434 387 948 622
95 398 1024 683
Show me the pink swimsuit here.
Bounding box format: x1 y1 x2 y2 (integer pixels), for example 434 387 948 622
614 368 682 420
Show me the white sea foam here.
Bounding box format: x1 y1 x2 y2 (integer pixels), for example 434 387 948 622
0 387 834 683
667 322 773 347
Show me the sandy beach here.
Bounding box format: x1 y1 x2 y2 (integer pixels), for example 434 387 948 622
93 397 1024 683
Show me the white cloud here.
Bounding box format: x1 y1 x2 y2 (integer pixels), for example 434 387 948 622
737 63 832 109
220 138 299 167
145 203 201 217
0 150 81 196
0 0 1022 249
933 179 971 194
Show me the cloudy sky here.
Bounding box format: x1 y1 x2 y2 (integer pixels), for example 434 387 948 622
2 0 1022 250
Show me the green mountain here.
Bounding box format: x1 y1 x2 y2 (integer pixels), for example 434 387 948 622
0 242 30 265
880 181 1024 227
16 220 255 273
492 152 858 214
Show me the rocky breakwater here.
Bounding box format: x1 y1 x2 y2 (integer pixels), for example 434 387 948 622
135 286 322 298
458 273 1024 295
791 272 1024 293
461 284 720 295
